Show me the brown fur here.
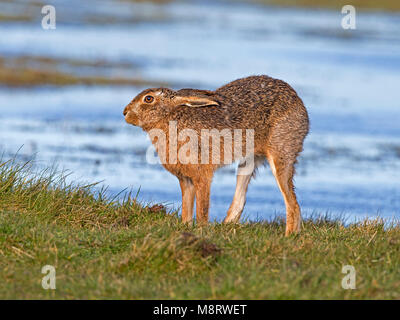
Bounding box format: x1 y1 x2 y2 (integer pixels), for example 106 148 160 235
123 75 309 236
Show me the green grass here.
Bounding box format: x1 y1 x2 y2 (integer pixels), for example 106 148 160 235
0 160 399 299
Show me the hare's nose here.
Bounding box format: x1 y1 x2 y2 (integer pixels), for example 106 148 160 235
123 106 129 116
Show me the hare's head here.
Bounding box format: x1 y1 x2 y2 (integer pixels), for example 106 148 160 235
123 88 220 129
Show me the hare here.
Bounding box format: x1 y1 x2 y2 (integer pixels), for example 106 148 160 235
123 75 309 236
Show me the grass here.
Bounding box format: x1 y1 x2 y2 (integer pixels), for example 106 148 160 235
0 160 399 299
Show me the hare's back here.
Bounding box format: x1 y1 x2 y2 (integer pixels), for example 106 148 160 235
216 75 304 127
216 75 301 110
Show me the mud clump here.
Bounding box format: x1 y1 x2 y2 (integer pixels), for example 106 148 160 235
180 232 221 258
147 204 167 214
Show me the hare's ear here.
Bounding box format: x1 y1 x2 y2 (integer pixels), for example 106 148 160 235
174 96 220 107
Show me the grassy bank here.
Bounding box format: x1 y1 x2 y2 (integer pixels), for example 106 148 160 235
0 160 399 299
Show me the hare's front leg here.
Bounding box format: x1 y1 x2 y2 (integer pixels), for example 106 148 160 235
193 177 212 225
179 177 195 224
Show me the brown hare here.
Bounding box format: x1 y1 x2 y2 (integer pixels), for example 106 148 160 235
123 75 309 236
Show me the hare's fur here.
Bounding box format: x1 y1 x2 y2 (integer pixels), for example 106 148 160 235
123 75 309 236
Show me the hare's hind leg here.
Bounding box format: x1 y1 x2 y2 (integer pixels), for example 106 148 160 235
267 153 301 236
224 156 265 223
179 177 196 224
223 163 252 224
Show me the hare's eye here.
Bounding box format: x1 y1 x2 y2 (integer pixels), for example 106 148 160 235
144 95 154 103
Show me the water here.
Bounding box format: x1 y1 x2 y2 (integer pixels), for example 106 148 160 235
0 0 399 222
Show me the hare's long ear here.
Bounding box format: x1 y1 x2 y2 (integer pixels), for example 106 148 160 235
174 96 220 107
